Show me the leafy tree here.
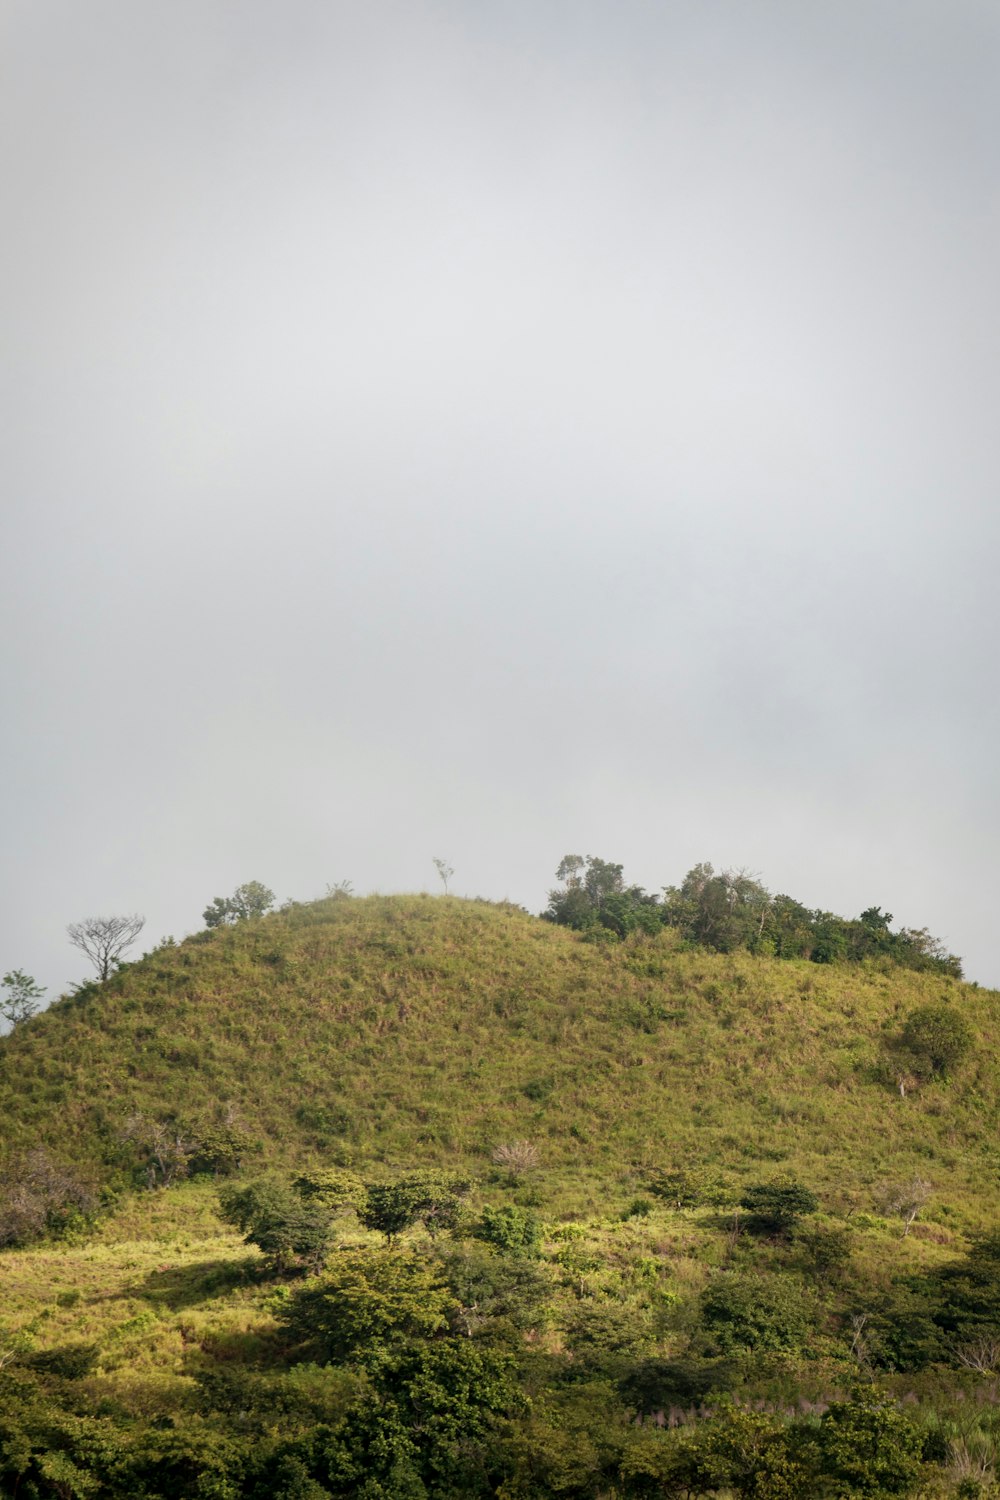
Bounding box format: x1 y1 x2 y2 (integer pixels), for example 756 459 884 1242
0 970 44 1028
358 1173 469 1246
816 1389 924 1496
646 1164 734 1209
203 880 275 927
662 864 772 953
219 1177 333 1274
67 913 145 981
739 1180 819 1236
899 1002 973 1079
432 857 454 894
279 1249 454 1361
439 1243 552 1342
544 855 661 938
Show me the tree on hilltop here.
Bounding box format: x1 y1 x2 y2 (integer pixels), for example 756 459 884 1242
203 881 275 928
67 914 145 982
544 855 661 938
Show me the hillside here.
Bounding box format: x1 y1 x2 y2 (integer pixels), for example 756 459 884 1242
5 895 1000 1498
1 893 997 1217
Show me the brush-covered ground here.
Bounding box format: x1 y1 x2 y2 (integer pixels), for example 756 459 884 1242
3 895 1000 1497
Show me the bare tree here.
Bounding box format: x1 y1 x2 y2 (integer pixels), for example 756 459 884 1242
491 1139 540 1182
878 1175 932 1237
954 1333 1000 1374
67 914 145 982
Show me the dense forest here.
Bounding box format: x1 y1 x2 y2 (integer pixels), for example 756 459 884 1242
0 878 995 1497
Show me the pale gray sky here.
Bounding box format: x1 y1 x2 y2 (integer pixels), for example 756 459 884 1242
3 0 999 999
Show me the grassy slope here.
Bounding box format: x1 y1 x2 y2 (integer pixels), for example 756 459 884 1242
2 892 998 1223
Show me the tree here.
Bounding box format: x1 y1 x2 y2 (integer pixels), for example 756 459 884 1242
278 1249 454 1360
544 854 661 937
202 881 275 928
0 970 44 1028
739 1180 819 1236
218 1177 333 1274
67 913 145 981
432 857 454 895
359 1173 469 1246
899 1003 973 1079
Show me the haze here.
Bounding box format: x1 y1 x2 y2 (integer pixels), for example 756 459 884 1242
3 0 998 999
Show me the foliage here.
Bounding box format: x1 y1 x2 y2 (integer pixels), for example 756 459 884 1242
739 1179 819 1235
544 854 662 938
646 1165 734 1209
816 1389 924 1496
278 1250 454 1361
700 1271 814 1356
219 1176 333 1273
475 1204 542 1258
899 1002 974 1079
203 880 276 928
0 1148 97 1247
358 1173 469 1245
544 852 962 974
0 970 44 1029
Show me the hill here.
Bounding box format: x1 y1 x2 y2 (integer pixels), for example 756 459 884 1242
4 894 1000 1498
1 893 996 1216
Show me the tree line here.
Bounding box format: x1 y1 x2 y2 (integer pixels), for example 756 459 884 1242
543 855 963 977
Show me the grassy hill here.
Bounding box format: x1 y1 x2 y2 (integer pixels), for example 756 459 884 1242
4 894 1000 1497
2 893 997 1217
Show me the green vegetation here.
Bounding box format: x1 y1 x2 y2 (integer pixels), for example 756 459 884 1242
202 879 276 928
545 855 963 976
1 883 999 1495
1 967 44 1028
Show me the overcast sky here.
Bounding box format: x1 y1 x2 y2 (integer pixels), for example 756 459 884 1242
3 0 999 1003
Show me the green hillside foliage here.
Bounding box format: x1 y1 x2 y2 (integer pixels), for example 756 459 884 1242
544 855 963 976
2 892 1000 1495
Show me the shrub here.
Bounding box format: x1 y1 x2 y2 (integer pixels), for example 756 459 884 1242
475 1205 542 1258
817 1389 924 1496
700 1271 813 1356
646 1165 734 1208
218 1177 333 1273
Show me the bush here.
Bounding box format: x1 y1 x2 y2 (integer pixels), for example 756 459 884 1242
700 1271 813 1356
817 1389 924 1496
475 1205 542 1258
646 1165 734 1209
218 1177 333 1273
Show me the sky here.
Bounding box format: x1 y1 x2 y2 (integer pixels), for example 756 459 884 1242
3 0 999 1002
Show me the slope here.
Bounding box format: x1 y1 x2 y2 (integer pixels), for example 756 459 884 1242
1 893 997 1223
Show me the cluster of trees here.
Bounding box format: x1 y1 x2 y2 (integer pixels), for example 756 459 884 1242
544 855 963 976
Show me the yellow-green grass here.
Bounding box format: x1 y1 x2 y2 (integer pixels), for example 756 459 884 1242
1 895 997 1228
